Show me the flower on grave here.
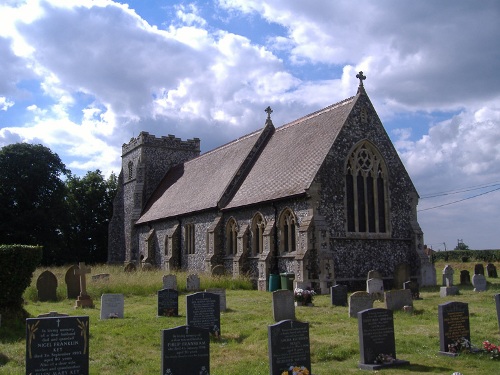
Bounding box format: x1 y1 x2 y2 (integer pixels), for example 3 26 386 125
448 337 471 354
281 365 310 375
374 353 394 364
294 288 315 303
482 340 500 360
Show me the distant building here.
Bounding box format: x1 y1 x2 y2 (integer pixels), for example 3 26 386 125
108 74 433 291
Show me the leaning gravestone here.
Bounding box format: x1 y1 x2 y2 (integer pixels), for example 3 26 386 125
438 301 470 356
495 294 500 332
331 284 348 306
65 264 80 299
487 263 498 278
205 288 227 312
268 320 311 375
187 274 201 291
459 270 471 285
161 325 210 375
186 292 220 336
100 294 124 319
158 288 179 317
348 291 373 318
472 274 487 292
272 290 295 322
36 270 58 302
358 308 409 370
384 289 413 311
26 315 89 375
163 274 177 290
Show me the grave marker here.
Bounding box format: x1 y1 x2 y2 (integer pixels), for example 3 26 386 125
348 291 373 318
187 274 200 291
158 288 179 317
272 290 295 322
36 270 58 302
65 264 80 299
161 325 210 375
403 280 420 300
163 274 177 290
472 274 487 292
330 284 348 307
384 289 413 311
205 288 227 312
420 262 437 287
393 263 410 289
474 263 485 275
268 320 311 375
459 270 470 285
442 265 454 286
26 315 89 375
100 293 124 319
438 301 470 356
92 273 110 282
366 277 384 301
487 263 498 278
495 294 500 332
74 262 94 308
186 292 220 336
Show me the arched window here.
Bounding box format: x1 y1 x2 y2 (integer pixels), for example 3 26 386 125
345 141 388 233
128 161 134 179
185 223 195 254
279 209 297 254
251 213 266 255
225 218 238 255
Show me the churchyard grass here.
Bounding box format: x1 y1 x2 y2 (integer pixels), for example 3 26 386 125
1 261 500 374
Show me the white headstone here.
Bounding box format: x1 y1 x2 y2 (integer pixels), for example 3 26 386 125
100 294 124 319
366 278 384 301
442 265 454 286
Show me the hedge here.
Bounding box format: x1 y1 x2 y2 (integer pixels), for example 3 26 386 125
432 249 500 263
0 244 42 311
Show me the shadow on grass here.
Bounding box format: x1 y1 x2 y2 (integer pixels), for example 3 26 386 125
0 308 31 343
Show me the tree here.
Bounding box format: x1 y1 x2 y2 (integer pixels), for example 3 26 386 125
454 240 469 251
0 143 69 264
64 170 118 263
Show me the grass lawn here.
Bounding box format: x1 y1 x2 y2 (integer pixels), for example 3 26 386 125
1 261 500 374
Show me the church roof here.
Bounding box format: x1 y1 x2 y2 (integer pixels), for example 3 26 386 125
136 93 358 224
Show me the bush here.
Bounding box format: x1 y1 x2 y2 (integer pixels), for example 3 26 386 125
433 249 500 263
0 245 42 311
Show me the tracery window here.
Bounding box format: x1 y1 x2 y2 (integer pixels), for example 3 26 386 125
251 213 265 255
225 218 238 255
279 209 297 254
128 161 133 179
185 223 195 254
345 141 388 233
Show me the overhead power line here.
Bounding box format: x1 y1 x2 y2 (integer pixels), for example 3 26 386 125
417 186 500 212
420 182 500 199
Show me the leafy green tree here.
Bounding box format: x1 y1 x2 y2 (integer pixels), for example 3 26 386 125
64 170 118 263
454 240 470 250
0 143 69 264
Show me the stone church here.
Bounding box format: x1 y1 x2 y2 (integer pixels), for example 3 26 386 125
108 73 435 292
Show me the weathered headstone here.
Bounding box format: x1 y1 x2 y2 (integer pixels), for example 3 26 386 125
358 308 409 370
162 274 177 290
92 273 110 282
438 301 470 356
75 262 94 308
161 325 210 375
268 320 311 375
348 291 373 318
186 292 220 336
472 274 487 292
495 294 500 332
272 290 295 322
419 262 437 287
100 294 124 319
26 315 89 374
384 289 413 311
366 277 384 301
403 280 420 300
330 284 348 306
65 264 80 299
37 311 69 318
158 288 179 317
459 270 471 285
36 270 58 302
440 285 459 297
187 274 200 291
442 265 454 286
211 265 225 276
367 270 382 280
205 288 227 312
393 263 411 289
124 262 137 272
487 263 498 278
474 263 485 276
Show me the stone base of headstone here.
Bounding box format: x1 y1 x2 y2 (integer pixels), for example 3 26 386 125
440 286 459 297
359 359 410 371
75 295 94 308
438 351 459 357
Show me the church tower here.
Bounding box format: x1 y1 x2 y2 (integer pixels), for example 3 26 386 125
108 132 200 264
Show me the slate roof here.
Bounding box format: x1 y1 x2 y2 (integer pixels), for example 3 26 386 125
136 94 358 224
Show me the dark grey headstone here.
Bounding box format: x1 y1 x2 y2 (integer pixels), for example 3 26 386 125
26 315 89 375
272 290 295 322
358 308 409 370
158 288 179 317
36 270 58 302
330 284 348 306
65 265 80 299
268 320 311 375
474 263 485 275
495 294 500 332
472 274 487 292
459 270 471 285
438 301 470 355
186 292 220 336
487 263 498 278
161 325 209 375
403 281 420 299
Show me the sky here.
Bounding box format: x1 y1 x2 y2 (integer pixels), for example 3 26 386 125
0 0 499 250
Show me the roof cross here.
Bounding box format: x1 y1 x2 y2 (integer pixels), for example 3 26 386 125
265 106 273 120
356 71 366 86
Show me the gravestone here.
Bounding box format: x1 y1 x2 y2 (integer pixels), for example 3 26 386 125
37 311 69 318
403 280 420 300
211 265 225 276
459 270 471 285
384 289 413 311
420 262 437 287
272 290 295 322
74 262 94 308
438 301 470 356
268 320 311 375
393 263 411 289
358 308 409 370
100 293 124 319
495 294 500 332
158 288 179 317
442 265 454 286
124 262 137 272
186 292 220 336
163 274 177 290
187 274 200 291
92 273 110 282
161 325 210 375
487 263 498 278
472 274 487 292
330 284 348 306
474 263 485 275
65 265 80 299
36 270 58 302
348 291 373 318
26 315 89 375
366 277 384 301
367 270 382 280
205 288 227 312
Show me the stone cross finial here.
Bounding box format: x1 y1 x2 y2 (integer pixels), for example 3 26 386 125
265 106 273 120
356 71 366 86
74 262 91 297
